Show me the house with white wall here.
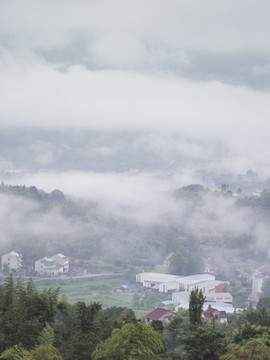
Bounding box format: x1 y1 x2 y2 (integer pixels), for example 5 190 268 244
252 263 270 293
145 308 176 323
35 257 59 276
203 307 228 323
51 254 69 273
35 253 69 276
1 251 22 272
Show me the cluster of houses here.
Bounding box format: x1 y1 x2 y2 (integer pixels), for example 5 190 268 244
1 251 69 276
144 306 228 325
136 271 237 323
143 261 270 324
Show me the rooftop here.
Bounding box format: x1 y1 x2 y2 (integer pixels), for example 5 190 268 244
191 280 229 288
161 300 180 306
145 307 175 320
6 251 21 257
203 308 228 318
175 274 215 283
137 272 179 281
175 300 241 314
43 257 55 262
205 292 232 299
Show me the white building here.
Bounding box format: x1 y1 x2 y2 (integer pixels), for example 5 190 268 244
136 272 179 289
1 251 22 272
35 257 59 276
252 263 270 293
172 291 190 306
51 254 69 273
174 295 238 314
174 274 215 291
136 272 217 294
35 253 69 276
188 280 230 294
158 281 183 293
205 292 232 304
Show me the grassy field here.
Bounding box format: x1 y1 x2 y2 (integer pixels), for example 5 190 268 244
37 277 170 318
38 278 131 304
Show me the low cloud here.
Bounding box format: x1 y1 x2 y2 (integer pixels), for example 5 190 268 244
1 58 270 137
1 169 269 266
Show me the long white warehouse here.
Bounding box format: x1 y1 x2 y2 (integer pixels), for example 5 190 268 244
136 272 215 293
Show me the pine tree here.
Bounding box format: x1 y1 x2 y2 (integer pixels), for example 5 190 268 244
189 289 205 326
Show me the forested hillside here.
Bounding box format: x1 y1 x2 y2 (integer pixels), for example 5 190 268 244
0 182 270 282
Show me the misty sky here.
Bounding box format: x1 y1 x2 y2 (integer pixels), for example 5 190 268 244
1 1 270 184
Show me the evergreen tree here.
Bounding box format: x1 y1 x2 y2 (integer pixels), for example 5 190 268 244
39 323 55 346
189 289 205 326
0 277 59 352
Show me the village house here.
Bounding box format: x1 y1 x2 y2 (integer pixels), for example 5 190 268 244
145 307 176 324
203 307 228 323
51 254 69 273
252 263 270 294
35 254 69 276
246 263 270 306
35 257 59 276
1 251 22 272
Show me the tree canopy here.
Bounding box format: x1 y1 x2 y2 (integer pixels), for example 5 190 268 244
92 322 165 360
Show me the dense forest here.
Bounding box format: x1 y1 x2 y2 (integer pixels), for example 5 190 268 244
0 275 270 359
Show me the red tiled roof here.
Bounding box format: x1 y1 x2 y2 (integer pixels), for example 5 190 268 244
145 307 174 320
203 309 227 319
204 312 213 319
205 307 217 314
